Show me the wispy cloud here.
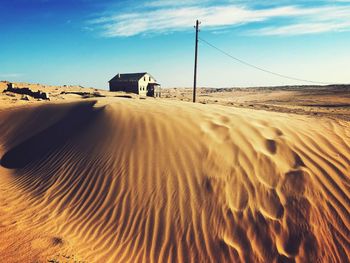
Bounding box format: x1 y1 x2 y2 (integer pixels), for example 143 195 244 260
252 5 350 35
0 73 22 78
145 0 209 7
253 21 350 35
88 1 350 37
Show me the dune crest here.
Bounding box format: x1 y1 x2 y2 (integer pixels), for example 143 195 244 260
0 99 349 262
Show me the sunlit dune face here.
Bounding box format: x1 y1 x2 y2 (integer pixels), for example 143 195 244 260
0 98 349 262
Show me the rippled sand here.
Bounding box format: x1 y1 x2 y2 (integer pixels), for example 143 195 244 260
0 98 349 262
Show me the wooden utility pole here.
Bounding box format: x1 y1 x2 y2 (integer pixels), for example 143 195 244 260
193 20 200 103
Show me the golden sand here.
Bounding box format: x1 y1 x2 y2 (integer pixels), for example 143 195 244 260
0 97 349 262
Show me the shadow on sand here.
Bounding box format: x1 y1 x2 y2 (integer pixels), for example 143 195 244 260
1 101 102 169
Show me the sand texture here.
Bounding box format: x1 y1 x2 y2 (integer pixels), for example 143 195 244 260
163 85 350 121
0 97 349 262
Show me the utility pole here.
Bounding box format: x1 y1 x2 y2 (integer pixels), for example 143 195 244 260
193 20 200 103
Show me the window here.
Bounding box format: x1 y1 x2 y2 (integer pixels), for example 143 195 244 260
144 77 146 81
149 77 151 81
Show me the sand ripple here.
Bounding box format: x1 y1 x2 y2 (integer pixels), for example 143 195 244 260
0 99 349 262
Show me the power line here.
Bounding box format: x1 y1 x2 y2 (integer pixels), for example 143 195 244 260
198 37 335 85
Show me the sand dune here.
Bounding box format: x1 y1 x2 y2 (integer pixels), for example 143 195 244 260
0 98 349 262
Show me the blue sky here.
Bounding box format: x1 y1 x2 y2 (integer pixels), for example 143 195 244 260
1 0 350 88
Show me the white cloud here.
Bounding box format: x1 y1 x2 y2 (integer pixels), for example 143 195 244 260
253 21 350 35
88 2 350 37
253 5 350 35
0 73 21 78
146 0 209 7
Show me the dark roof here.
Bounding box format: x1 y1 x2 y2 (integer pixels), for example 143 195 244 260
109 72 156 82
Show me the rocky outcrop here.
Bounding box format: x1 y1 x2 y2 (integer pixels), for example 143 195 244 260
4 83 50 100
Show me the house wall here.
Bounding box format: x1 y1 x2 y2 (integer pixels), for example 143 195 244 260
109 81 139 94
138 73 156 96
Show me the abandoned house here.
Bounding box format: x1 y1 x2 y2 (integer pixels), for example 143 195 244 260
109 72 161 97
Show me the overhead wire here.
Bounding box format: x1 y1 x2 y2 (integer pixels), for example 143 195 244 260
198 37 335 85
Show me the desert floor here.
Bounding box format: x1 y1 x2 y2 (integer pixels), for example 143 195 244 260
0 82 349 262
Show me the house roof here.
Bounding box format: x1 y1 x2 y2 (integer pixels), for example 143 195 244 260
109 72 156 82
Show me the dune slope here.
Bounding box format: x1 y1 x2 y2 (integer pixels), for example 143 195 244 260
0 99 349 262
